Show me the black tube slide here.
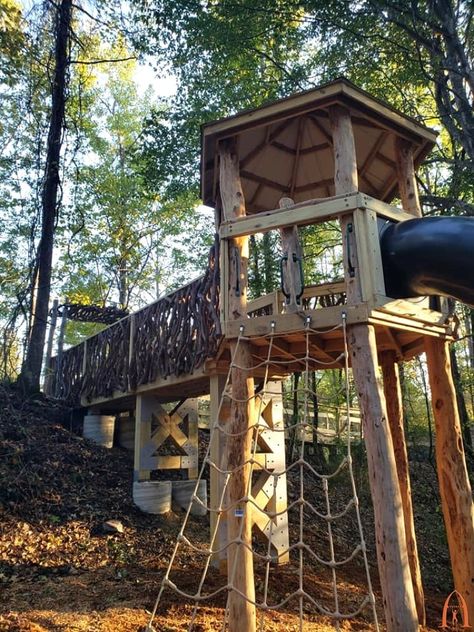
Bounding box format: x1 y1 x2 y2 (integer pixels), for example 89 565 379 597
380 216 474 308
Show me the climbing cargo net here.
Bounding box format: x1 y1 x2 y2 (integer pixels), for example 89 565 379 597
146 314 379 631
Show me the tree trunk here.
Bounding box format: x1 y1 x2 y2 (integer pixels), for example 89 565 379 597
450 345 472 451
19 0 72 392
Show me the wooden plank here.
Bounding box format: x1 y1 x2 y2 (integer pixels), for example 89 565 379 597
360 194 416 222
369 313 451 337
219 193 361 239
353 208 386 303
289 118 305 197
202 80 436 145
134 393 153 482
424 337 474 624
372 300 452 327
210 375 229 572
225 304 369 339
247 292 279 314
381 351 426 626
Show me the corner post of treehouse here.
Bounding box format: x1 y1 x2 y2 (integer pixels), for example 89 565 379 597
395 138 422 217
388 138 426 624
424 337 474 622
395 139 474 617
218 137 257 632
381 351 425 626
329 104 418 632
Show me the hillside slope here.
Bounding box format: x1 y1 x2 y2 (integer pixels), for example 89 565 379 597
0 385 454 631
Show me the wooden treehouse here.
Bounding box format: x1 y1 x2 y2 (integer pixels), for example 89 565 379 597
47 79 474 632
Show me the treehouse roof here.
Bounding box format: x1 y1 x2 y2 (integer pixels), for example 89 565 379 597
200 78 437 213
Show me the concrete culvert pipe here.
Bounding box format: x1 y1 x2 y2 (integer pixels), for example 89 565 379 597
133 481 172 514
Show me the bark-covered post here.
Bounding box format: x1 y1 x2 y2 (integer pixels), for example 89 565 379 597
329 104 418 632
395 138 421 217
381 351 426 625
219 138 256 632
424 337 474 624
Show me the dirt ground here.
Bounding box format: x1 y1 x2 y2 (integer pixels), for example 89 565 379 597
0 386 456 631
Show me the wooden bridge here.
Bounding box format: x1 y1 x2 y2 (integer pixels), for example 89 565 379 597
45 79 474 631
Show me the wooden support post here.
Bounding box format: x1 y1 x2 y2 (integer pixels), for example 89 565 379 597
278 197 304 313
210 374 230 572
330 104 418 632
395 138 421 217
424 337 474 623
381 351 426 626
134 394 152 482
219 138 256 632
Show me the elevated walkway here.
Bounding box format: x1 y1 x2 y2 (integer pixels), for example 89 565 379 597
46 192 455 413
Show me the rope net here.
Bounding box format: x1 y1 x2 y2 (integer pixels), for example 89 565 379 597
146 314 379 631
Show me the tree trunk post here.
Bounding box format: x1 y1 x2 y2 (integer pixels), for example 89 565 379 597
381 351 426 626
395 138 421 217
330 104 418 632
219 139 256 632
424 336 474 623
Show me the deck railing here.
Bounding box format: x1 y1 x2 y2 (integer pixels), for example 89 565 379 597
47 238 221 405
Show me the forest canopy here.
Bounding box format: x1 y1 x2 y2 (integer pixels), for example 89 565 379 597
0 0 472 446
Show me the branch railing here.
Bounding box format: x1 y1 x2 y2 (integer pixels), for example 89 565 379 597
47 238 221 405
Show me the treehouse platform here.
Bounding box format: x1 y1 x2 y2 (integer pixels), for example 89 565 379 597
46 79 454 413
46 78 474 631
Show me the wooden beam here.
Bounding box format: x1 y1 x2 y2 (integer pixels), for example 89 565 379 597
330 103 418 632
376 151 396 169
240 169 285 193
308 113 334 145
134 393 153 482
219 139 256 632
424 337 474 624
293 178 334 194
239 119 289 169
220 193 361 240
359 131 388 179
381 351 426 626
395 138 422 217
289 117 305 198
225 304 369 339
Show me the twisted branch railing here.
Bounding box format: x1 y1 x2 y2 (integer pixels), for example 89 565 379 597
48 237 221 405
